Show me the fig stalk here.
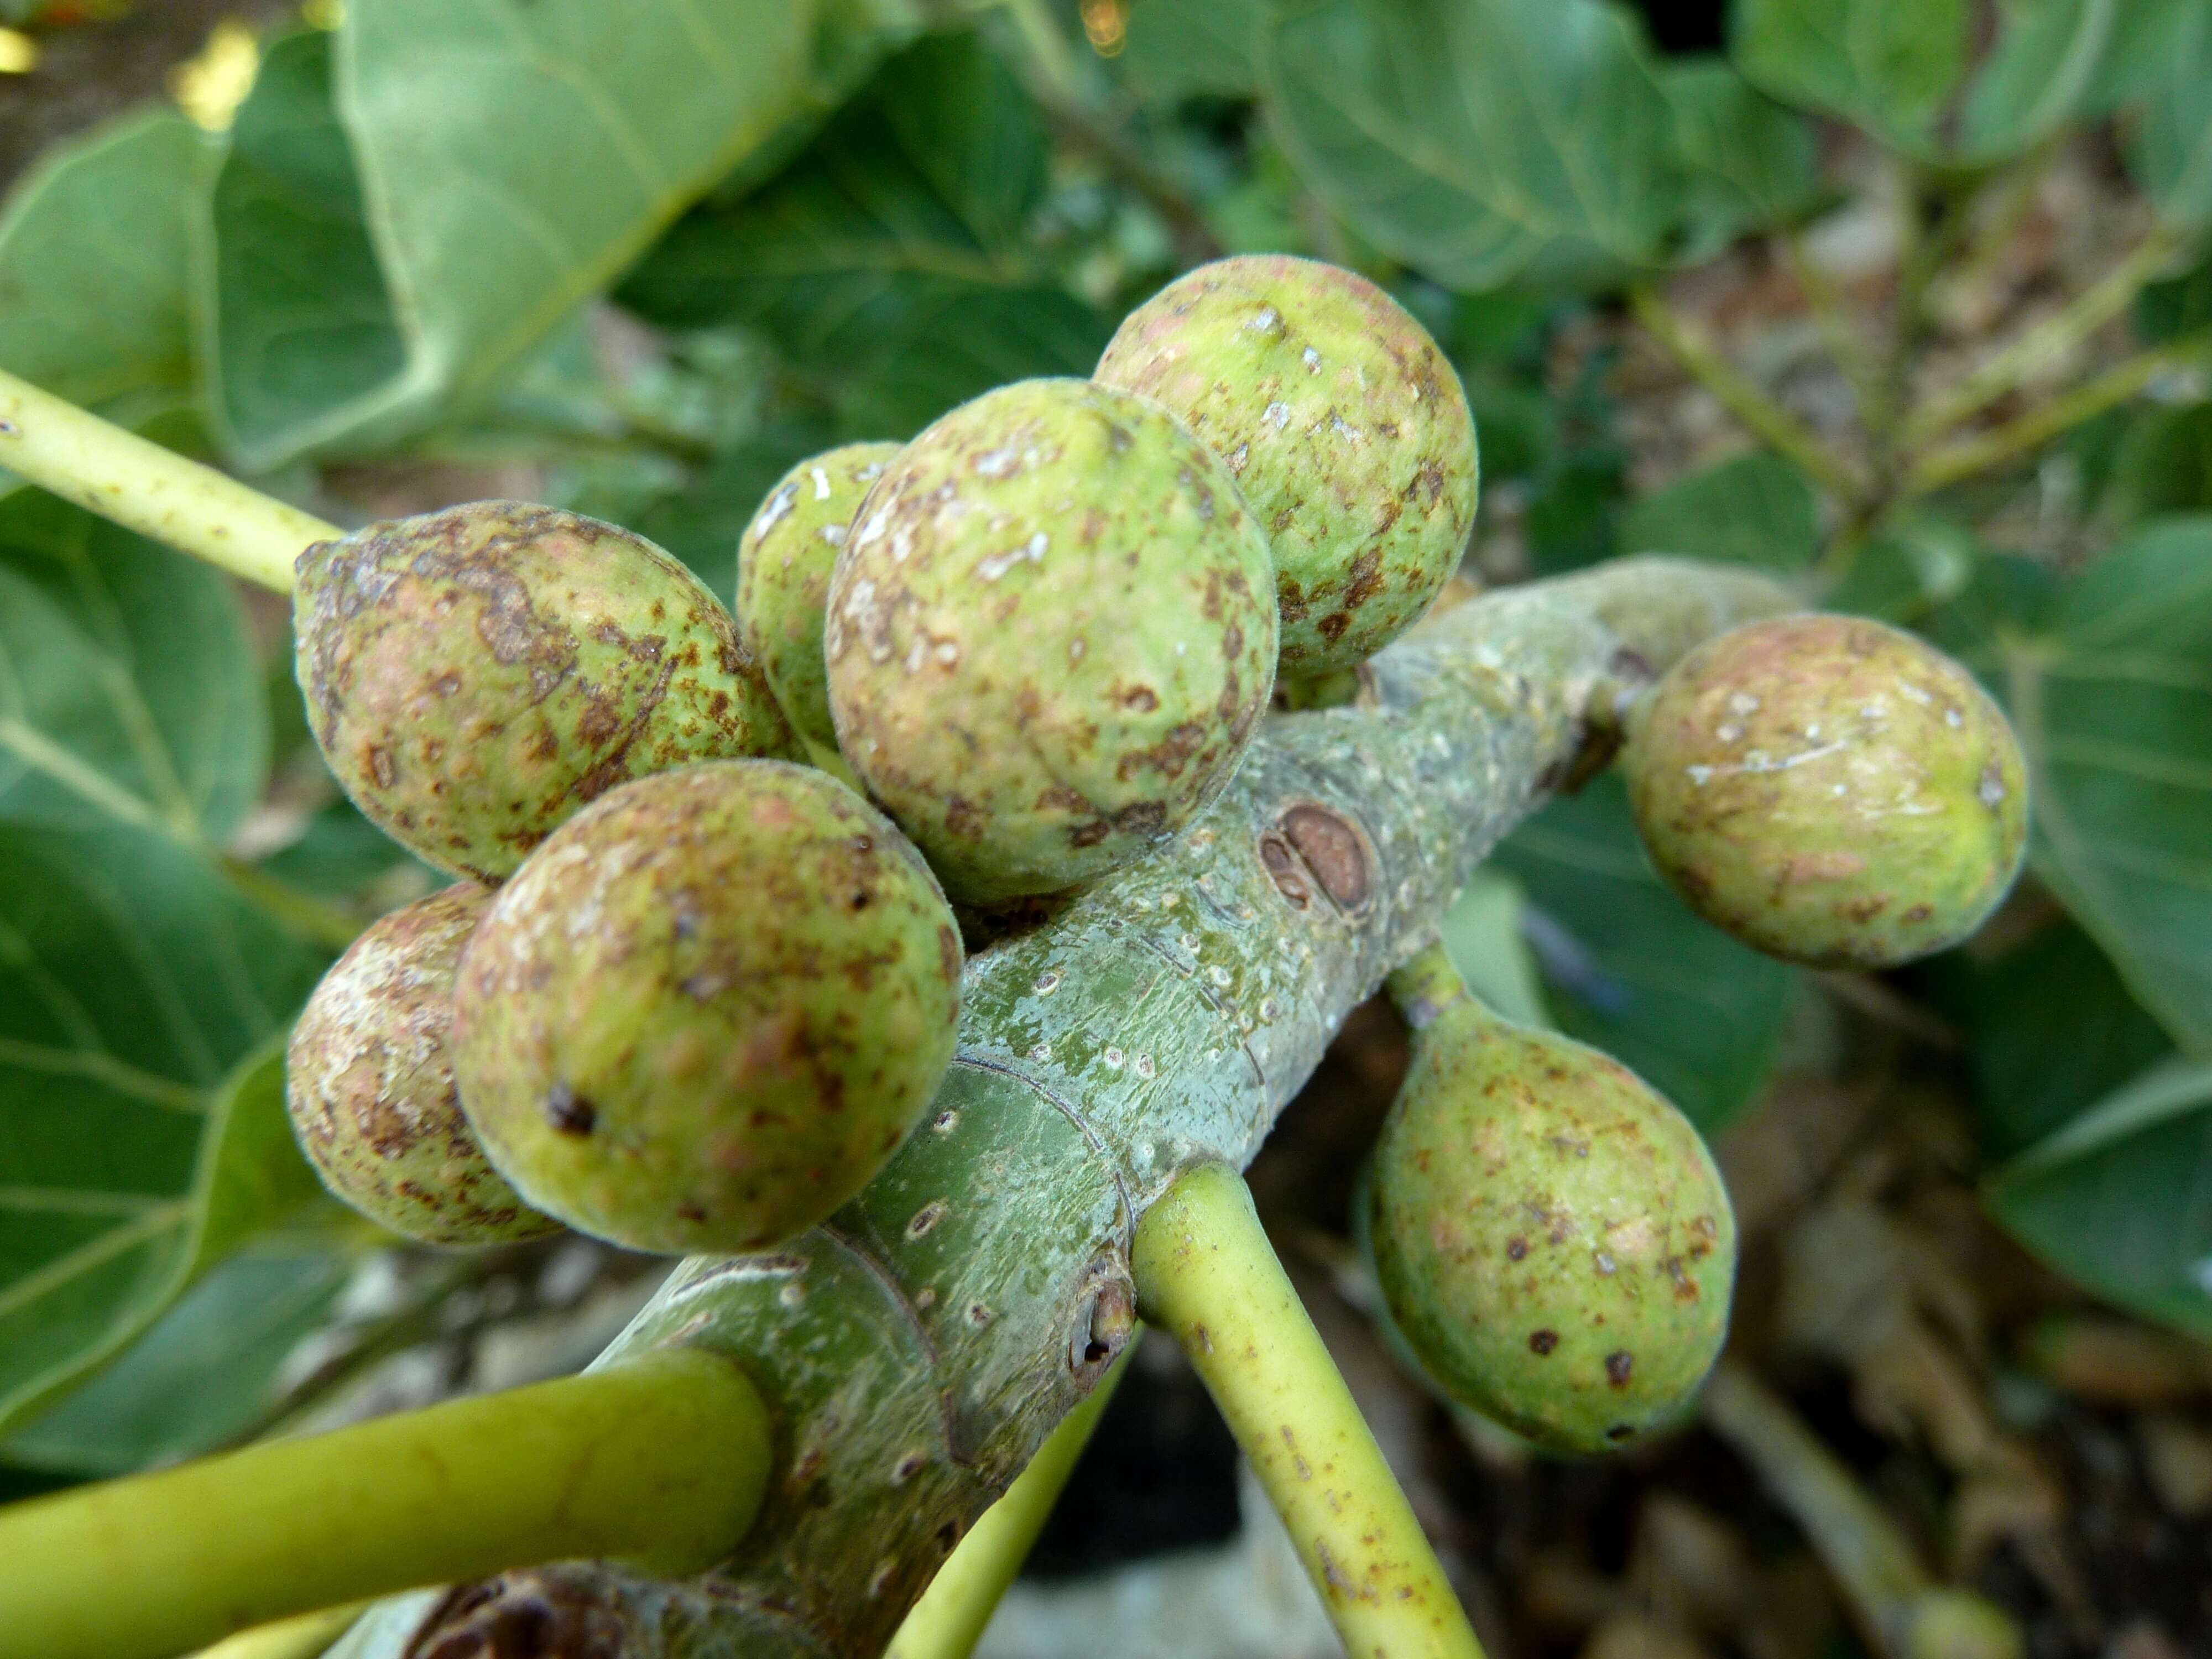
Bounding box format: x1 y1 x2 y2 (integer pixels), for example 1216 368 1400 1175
1132 1164 1485 1659
0 366 337 593
0 1348 770 1659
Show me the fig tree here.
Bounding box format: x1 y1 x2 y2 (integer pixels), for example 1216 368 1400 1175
1621 613 2028 968
285 883 561 1247
825 377 1277 902
451 759 963 1255
294 502 798 884
1095 254 1478 679
737 441 903 750
1369 958 1735 1455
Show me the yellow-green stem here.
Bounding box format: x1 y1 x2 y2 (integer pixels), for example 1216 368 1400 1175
886 1340 1136 1659
1903 333 2211 498
0 1348 770 1659
1627 285 1863 505
1900 227 2186 449
186 1603 368 1659
0 367 334 593
1132 1163 1484 1659
1384 940 1473 1032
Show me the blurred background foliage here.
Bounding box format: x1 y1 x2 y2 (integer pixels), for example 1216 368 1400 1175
3 1 2212 1651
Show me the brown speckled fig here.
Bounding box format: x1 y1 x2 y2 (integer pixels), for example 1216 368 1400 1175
285 884 561 1246
295 502 799 884
1621 613 2028 968
1096 254 1478 679
825 378 1277 903
1370 948 1735 1455
451 759 962 1255
738 442 904 750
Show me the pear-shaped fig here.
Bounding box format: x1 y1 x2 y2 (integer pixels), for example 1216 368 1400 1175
286 883 561 1246
451 759 962 1255
1096 254 1478 679
295 502 797 884
1369 960 1735 1455
1622 613 2027 968
738 442 903 750
825 378 1277 902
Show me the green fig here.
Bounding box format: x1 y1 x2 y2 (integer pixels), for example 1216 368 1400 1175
737 441 904 750
285 883 561 1246
1369 950 1735 1455
294 502 799 884
825 378 1277 902
1621 613 2028 968
451 759 962 1255
1095 254 1478 679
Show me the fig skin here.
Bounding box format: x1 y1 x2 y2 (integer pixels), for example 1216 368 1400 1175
825 378 1277 903
1095 254 1479 678
1369 978 1735 1455
285 883 561 1247
451 759 963 1255
1622 613 2028 968
294 501 798 884
737 442 904 750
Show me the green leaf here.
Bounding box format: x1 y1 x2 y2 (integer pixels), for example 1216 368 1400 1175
1661 60 1822 257
1118 0 1262 104
620 32 1109 436
1825 515 1977 622
1957 0 2206 161
0 493 267 847
1937 523 2212 1054
197 0 852 468
1488 772 1801 1134
1256 0 1686 291
2075 0 2211 112
200 30 405 471
1733 0 1969 159
2107 402 2212 523
1987 1058 2212 1338
2127 17 2212 228
4 1243 353 1478
0 872 327 1431
1924 917 2174 1160
1619 451 1821 570
0 107 201 426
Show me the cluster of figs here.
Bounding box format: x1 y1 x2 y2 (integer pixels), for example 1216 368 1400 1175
283 253 2029 1455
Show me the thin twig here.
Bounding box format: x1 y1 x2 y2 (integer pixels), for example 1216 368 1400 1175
1627 284 1864 504
996 0 1224 267
1780 229 1885 423
1900 227 2187 449
1904 333 2211 498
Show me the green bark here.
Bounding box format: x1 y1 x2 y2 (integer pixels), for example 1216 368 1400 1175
338 557 1792 1659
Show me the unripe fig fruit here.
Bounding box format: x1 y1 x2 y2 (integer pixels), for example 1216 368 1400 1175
1369 960 1735 1455
825 378 1277 902
451 759 962 1255
286 884 561 1246
295 502 799 884
1095 254 1478 678
1621 613 2028 968
737 442 903 750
